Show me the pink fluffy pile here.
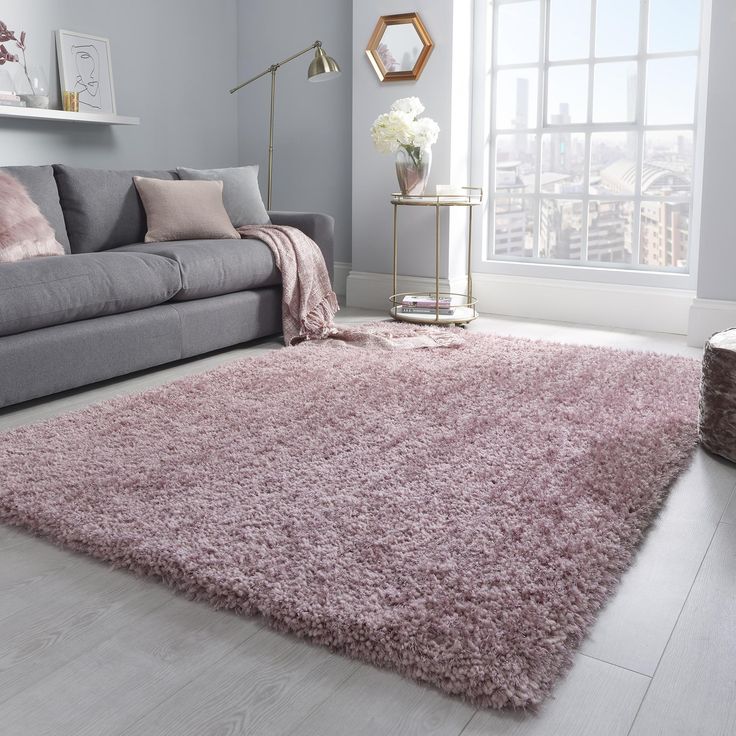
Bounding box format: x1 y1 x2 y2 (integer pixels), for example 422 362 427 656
0 328 701 708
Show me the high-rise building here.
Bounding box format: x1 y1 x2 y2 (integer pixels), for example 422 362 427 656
494 161 532 258
640 201 689 267
626 73 638 158
494 199 532 258
514 77 529 155
549 103 571 173
539 200 633 262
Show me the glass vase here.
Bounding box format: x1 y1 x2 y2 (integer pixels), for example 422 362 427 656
395 145 432 196
15 64 50 109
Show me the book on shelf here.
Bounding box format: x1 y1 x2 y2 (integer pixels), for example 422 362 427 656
0 100 27 107
401 294 452 309
399 306 455 315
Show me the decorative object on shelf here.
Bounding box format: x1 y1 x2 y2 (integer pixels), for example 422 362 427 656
371 97 439 196
435 184 468 197
229 40 341 210
0 18 49 109
56 30 116 114
366 12 433 82
62 90 79 112
15 64 49 109
0 87 26 108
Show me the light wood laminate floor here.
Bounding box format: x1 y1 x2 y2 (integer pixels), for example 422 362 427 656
1 308 734 736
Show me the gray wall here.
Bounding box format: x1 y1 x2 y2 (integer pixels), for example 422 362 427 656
351 1 471 280
235 0 352 263
695 0 736 302
0 0 239 169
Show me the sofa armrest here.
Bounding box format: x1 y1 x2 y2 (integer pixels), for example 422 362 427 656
268 211 335 281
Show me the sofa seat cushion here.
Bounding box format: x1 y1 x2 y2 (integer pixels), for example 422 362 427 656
0 252 182 337
114 239 280 301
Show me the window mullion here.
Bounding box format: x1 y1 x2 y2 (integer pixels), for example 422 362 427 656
533 0 549 258
631 0 651 268
581 0 596 263
489 0 499 258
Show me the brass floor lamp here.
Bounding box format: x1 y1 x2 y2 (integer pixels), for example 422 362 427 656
229 41 341 209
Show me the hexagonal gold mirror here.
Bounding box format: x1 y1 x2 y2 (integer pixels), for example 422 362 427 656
366 12 434 82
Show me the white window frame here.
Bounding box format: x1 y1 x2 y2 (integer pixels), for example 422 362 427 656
470 0 712 289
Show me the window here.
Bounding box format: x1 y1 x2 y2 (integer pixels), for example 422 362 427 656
484 0 703 272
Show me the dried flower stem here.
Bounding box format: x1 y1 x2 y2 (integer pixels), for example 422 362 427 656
19 46 33 93
0 20 33 93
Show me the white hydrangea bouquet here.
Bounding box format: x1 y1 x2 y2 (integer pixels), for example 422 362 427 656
370 97 439 196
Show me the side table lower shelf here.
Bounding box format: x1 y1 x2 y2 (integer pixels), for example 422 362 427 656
390 290 478 325
390 305 477 325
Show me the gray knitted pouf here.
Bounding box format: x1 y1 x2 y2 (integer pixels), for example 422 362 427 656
699 328 736 463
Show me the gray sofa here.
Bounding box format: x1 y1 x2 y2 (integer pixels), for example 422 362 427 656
0 165 334 408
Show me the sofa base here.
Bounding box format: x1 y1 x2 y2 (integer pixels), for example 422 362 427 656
171 288 281 358
0 288 282 409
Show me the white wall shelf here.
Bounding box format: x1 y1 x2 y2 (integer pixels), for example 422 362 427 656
0 106 140 126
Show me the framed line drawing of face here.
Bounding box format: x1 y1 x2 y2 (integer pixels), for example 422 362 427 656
56 30 116 114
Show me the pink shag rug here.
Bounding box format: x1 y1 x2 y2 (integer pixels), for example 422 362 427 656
0 327 701 709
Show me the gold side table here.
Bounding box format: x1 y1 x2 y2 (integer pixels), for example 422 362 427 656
389 187 483 325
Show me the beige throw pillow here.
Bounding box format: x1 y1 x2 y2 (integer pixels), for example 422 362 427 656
133 177 240 243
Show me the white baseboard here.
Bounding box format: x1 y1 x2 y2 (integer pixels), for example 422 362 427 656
346 269 696 335
687 298 736 347
345 270 465 309
472 273 694 335
333 261 351 297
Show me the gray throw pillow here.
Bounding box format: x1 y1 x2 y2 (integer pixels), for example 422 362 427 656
176 165 270 228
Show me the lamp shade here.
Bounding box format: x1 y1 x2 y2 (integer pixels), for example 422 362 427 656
308 46 341 81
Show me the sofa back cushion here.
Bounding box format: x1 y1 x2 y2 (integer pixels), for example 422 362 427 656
0 166 71 252
53 165 177 253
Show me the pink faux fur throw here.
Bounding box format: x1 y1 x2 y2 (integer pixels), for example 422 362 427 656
238 224 339 345
0 326 702 709
0 171 64 263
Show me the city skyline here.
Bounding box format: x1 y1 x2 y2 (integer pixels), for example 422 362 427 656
494 0 700 128
490 0 700 270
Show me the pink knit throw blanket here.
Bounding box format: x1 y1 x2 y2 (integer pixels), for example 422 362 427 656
238 225 465 351
238 224 339 345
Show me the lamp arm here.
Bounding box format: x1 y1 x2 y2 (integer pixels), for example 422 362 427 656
229 41 322 94
229 40 325 209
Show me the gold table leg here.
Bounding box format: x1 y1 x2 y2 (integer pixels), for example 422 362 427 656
467 205 474 317
435 204 440 321
392 203 398 315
